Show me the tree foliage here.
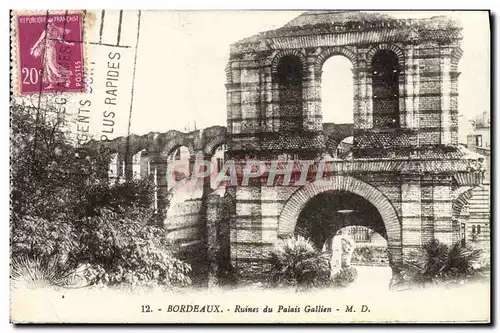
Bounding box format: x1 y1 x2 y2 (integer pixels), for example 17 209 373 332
269 235 331 290
398 239 483 286
332 267 358 287
10 103 191 289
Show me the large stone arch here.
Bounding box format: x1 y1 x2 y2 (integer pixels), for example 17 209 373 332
202 126 228 156
161 133 196 158
203 135 227 156
450 47 464 72
452 186 474 218
366 43 405 68
270 49 308 75
314 46 357 78
278 175 402 262
451 186 476 245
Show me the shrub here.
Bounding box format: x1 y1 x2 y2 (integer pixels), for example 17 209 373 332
72 207 191 289
353 246 374 263
351 246 389 266
10 103 191 290
11 256 84 289
419 239 481 283
270 235 331 289
11 214 76 260
332 267 358 287
398 239 483 286
80 179 155 218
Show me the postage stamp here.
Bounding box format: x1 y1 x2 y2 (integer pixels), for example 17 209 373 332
15 12 85 94
9 9 491 324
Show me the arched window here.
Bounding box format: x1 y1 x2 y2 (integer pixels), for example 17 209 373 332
371 50 400 129
477 225 481 234
132 149 150 179
277 55 303 132
322 56 354 124
168 146 191 186
472 225 476 234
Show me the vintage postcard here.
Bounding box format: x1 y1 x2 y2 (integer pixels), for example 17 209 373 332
9 10 491 323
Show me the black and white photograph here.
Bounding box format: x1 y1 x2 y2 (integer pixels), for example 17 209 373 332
8 9 491 324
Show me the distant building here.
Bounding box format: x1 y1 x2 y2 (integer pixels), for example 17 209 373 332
335 226 386 245
466 111 490 178
462 111 490 257
457 114 474 145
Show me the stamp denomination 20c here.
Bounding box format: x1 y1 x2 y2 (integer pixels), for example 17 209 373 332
17 13 84 94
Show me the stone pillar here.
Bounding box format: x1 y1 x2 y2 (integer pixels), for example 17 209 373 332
206 193 220 287
230 172 278 283
206 191 233 286
354 59 372 129
303 54 322 132
398 58 407 129
439 47 453 145
401 174 423 260
351 65 360 127
261 63 273 132
241 56 261 135
231 182 262 282
269 77 280 132
123 151 134 181
116 153 126 182
432 176 454 245
155 155 169 216
226 59 242 135
420 175 434 244
195 153 213 287
148 158 158 212
449 49 461 145
411 47 421 131
403 46 418 129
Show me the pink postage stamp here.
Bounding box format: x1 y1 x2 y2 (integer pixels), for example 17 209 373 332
16 13 84 94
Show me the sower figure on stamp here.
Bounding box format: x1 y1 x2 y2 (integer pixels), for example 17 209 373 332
30 19 74 89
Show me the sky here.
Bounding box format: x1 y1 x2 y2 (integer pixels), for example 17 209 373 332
103 11 490 134
130 11 304 133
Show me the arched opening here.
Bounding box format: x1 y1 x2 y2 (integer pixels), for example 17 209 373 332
295 190 392 288
321 56 354 124
132 149 150 180
277 55 303 132
371 50 400 129
325 226 391 289
211 144 227 174
210 143 228 189
167 146 191 189
296 190 387 248
107 153 119 181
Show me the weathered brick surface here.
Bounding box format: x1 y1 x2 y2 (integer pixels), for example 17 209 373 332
91 11 488 283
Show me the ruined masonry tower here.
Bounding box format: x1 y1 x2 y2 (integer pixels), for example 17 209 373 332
102 11 484 283
225 11 483 279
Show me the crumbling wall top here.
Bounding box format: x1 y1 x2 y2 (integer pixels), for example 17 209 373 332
230 11 462 55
